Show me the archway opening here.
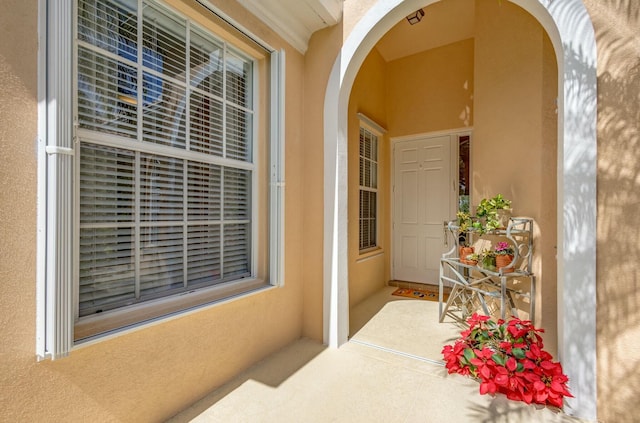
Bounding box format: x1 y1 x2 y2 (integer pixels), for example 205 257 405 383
345 0 558 350
323 0 596 419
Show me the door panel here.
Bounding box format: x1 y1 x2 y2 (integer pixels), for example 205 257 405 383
401 235 418 268
393 135 455 283
400 170 418 223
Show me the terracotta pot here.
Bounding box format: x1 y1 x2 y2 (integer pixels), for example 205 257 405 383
459 246 474 264
496 254 514 273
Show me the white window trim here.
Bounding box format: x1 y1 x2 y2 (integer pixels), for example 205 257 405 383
36 0 75 360
270 49 286 286
37 0 285 359
357 113 384 253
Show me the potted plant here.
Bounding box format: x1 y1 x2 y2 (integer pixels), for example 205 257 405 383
464 252 479 266
480 249 496 271
456 211 475 261
442 313 572 408
476 194 512 231
456 210 473 232
494 241 515 273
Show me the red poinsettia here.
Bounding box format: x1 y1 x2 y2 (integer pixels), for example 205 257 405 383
441 313 573 409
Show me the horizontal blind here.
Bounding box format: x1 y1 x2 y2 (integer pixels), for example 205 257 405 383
359 127 378 251
77 0 254 317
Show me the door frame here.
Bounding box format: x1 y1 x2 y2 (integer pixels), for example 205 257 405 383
390 128 471 283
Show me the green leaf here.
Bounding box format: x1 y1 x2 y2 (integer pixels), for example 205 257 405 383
512 348 526 359
463 348 476 362
491 353 506 366
516 362 525 372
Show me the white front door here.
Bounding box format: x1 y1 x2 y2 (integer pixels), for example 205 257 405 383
393 134 455 283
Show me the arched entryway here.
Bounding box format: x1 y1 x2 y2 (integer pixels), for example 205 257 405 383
323 0 596 420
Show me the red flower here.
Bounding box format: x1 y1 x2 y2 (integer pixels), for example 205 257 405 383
505 356 518 372
441 342 467 374
480 379 498 395
470 347 496 380
441 314 572 409
467 313 491 331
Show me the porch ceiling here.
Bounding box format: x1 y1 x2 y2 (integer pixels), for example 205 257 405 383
375 0 475 62
237 0 474 61
236 0 343 53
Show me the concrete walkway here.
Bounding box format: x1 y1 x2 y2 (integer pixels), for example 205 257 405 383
168 287 588 423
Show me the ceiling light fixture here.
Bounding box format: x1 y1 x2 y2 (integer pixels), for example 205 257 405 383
406 9 425 25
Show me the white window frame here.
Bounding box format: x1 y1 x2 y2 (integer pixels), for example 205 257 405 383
36 0 285 359
357 113 385 253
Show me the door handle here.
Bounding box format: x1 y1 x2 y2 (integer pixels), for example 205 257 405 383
443 220 449 247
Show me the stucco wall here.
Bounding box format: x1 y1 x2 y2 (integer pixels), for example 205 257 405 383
348 48 390 310
386 38 475 136
0 0 307 421
473 0 558 353
302 23 343 342
582 1 640 422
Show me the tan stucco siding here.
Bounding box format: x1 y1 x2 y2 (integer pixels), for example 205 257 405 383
302 24 344 342
348 47 390 311
473 0 558 353
386 38 475 137
583 1 640 422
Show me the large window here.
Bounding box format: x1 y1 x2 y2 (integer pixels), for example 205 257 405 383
77 0 254 317
37 0 284 356
359 126 378 251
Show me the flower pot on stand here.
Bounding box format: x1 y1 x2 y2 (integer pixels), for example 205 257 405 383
496 254 514 273
459 246 474 264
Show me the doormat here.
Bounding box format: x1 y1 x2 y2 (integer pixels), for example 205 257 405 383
392 287 447 302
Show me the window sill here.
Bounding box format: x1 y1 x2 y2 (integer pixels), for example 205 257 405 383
74 278 272 344
357 248 384 263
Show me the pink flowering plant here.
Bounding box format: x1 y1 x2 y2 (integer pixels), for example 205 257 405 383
494 241 514 256
441 313 572 408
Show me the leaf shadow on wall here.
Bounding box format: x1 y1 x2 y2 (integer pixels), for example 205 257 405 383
595 48 640 423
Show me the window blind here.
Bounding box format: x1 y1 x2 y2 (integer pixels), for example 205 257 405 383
359 126 378 251
39 0 284 357
76 0 254 317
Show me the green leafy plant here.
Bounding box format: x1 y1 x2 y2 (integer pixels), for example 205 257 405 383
475 194 512 233
465 252 479 264
480 249 496 271
456 211 472 232
478 194 512 213
456 211 474 246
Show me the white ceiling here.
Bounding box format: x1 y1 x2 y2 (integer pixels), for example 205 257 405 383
236 0 343 53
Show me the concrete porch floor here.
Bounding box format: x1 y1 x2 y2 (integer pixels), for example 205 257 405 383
167 286 587 423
